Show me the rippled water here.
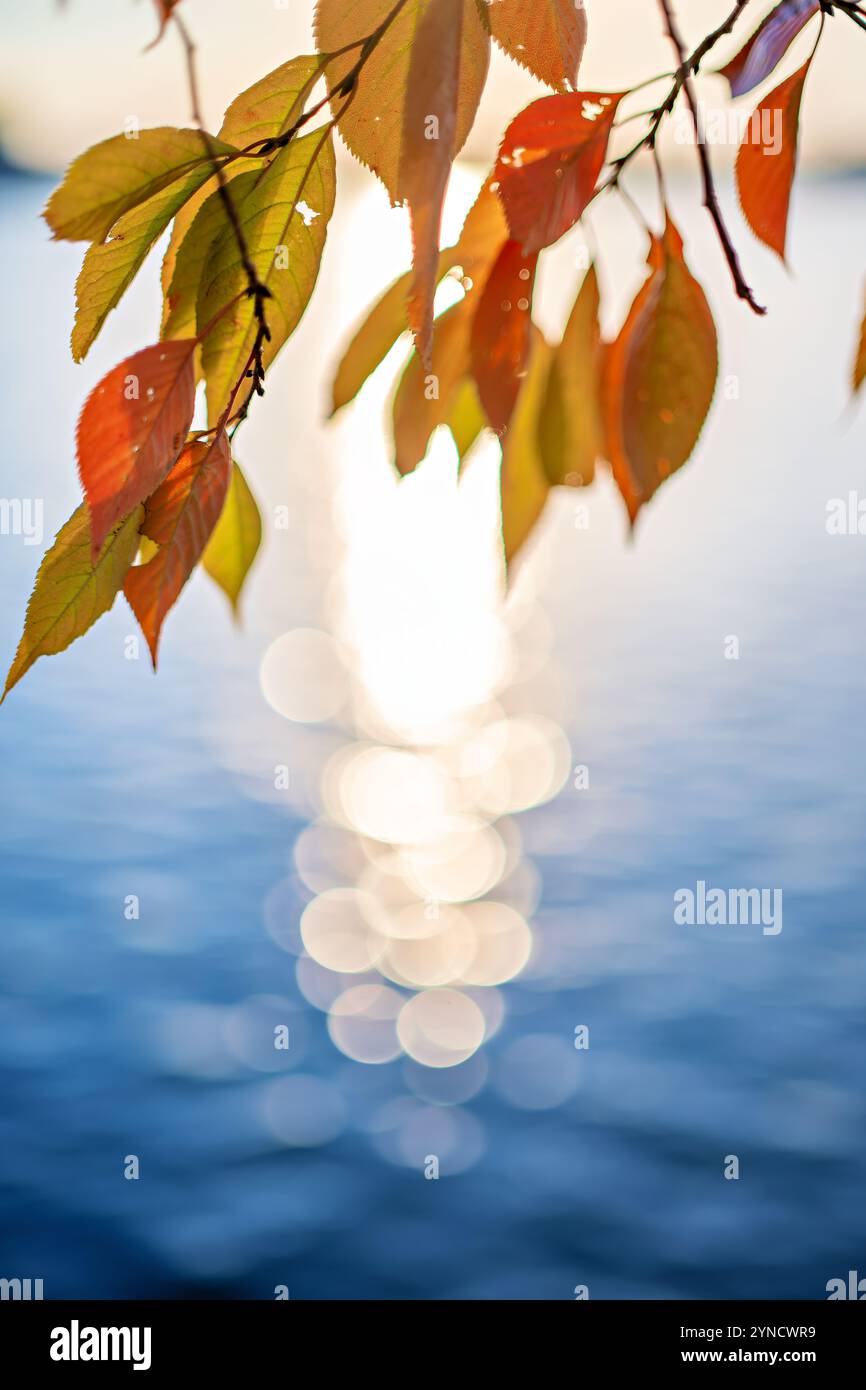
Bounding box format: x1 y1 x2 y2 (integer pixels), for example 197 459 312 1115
1 167 865 1300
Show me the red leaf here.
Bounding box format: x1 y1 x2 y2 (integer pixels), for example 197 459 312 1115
123 432 231 665
470 238 538 437
77 340 197 558
718 0 819 98
494 92 622 253
736 59 811 262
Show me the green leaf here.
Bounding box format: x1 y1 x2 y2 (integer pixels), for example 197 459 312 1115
71 162 227 362
162 170 260 343
197 127 337 423
202 461 262 616
160 56 323 333
3 505 142 701
45 128 239 244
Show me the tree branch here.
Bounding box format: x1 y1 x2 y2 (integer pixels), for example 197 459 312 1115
655 0 766 314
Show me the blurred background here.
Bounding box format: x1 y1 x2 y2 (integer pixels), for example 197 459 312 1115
1 0 865 1300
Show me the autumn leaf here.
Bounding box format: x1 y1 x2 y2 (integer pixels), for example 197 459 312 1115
603 220 718 527
540 263 603 487
494 92 622 253
488 0 587 92
203 460 262 616
72 162 231 361
718 0 819 98
470 238 538 436
500 334 553 567
196 128 337 422
736 59 812 262
393 301 473 475
399 0 471 367
160 56 324 334
77 340 197 557
124 434 231 665
45 129 238 244
330 178 508 414
162 170 260 343
2 505 142 701
314 0 489 199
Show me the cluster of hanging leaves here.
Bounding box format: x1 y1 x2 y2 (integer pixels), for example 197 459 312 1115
5 0 865 699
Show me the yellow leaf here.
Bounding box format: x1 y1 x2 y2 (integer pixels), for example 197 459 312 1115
45 128 238 244
315 0 489 200
71 161 226 362
446 377 487 471
540 264 603 487
162 170 260 343
203 461 262 616
197 127 337 423
160 55 323 326
3 505 142 701
500 334 552 567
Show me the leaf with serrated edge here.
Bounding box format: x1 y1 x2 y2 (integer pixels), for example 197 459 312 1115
124 434 231 665
77 339 197 557
203 461 262 616
197 128 336 423
489 0 587 92
736 59 811 263
400 0 474 367
72 161 224 361
160 55 323 330
315 0 489 200
162 170 260 343
45 128 238 244
3 505 142 701
495 92 622 254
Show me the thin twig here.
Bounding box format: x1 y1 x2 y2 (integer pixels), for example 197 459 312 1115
172 11 272 405
601 0 754 192
656 0 766 314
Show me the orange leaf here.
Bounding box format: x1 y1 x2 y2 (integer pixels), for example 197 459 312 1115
77 340 197 558
489 0 587 92
495 92 622 253
470 239 538 437
123 433 231 665
315 0 489 201
603 220 718 527
736 59 812 263
399 0 468 368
